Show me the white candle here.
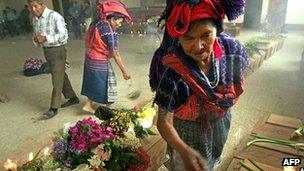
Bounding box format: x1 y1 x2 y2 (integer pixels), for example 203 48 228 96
284 166 296 171
3 159 17 171
43 147 50 156
28 152 34 161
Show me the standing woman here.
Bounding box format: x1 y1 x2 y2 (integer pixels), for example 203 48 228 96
150 0 248 170
81 0 131 113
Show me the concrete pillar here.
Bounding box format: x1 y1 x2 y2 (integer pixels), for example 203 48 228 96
243 0 263 28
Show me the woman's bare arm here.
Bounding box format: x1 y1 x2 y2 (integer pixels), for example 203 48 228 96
112 51 130 80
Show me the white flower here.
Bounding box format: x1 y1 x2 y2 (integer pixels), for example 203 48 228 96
127 124 135 133
88 155 102 168
63 122 74 135
112 132 141 149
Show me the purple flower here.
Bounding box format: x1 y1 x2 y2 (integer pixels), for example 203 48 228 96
52 138 67 155
69 125 79 134
67 117 116 153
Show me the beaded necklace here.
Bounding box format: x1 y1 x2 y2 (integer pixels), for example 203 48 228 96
200 55 220 89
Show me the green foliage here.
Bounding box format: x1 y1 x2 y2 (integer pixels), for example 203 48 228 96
95 106 117 120
70 152 93 169
134 125 157 138
22 155 63 171
22 105 155 171
81 124 92 132
247 133 304 150
95 107 156 137
244 38 259 55
103 147 139 170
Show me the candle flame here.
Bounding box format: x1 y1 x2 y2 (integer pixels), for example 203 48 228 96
28 152 34 161
284 166 296 171
43 147 50 156
7 159 12 164
4 159 17 171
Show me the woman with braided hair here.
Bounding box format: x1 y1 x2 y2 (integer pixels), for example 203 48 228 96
150 0 248 170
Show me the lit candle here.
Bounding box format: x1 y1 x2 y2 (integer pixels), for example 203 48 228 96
28 152 34 161
3 159 17 171
130 31 134 38
43 147 50 156
283 166 296 171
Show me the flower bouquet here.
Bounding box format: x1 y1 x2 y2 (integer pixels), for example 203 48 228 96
22 106 156 171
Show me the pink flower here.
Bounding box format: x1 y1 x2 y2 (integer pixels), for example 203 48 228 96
68 117 116 153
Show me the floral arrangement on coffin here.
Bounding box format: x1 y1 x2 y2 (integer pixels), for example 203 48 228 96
22 105 156 171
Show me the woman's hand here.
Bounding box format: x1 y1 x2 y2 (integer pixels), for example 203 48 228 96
122 71 131 80
157 108 208 171
182 147 209 171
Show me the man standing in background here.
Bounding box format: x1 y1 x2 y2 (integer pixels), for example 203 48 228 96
28 0 79 119
81 0 92 31
6 7 19 36
68 1 82 39
20 5 31 33
0 11 6 38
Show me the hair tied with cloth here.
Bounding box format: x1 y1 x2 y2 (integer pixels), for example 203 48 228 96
97 0 132 23
187 0 245 20
166 0 245 38
222 0 246 20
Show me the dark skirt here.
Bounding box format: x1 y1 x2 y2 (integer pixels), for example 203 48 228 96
81 57 117 104
168 112 231 170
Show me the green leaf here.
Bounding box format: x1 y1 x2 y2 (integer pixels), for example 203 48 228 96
81 125 92 132
117 152 138 165
248 159 264 171
146 129 157 135
239 161 255 171
105 160 121 171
